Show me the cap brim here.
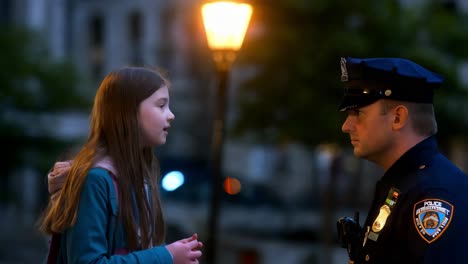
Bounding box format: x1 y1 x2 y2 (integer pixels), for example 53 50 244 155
339 96 379 112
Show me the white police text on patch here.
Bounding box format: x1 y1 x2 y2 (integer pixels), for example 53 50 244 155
416 201 450 215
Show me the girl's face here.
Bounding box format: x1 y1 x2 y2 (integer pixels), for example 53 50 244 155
138 85 175 147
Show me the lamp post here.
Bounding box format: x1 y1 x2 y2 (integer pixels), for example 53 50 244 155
201 2 252 264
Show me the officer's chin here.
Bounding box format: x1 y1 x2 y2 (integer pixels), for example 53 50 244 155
353 148 367 159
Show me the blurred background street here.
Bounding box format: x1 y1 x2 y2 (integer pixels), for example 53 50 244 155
0 206 48 264
2 0 468 263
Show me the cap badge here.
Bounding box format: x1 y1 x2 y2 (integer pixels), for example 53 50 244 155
340 57 348 82
414 199 453 243
384 89 392 97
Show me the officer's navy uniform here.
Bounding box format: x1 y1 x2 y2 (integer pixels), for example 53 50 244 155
358 136 468 263
338 57 468 263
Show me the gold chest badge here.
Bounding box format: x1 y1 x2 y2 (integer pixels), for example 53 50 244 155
372 187 400 232
364 187 400 245
372 204 391 232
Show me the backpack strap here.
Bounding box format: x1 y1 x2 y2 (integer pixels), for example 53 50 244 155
46 167 123 263
46 233 61 264
105 169 119 257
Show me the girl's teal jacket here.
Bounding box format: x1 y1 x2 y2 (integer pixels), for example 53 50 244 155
55 168 173 263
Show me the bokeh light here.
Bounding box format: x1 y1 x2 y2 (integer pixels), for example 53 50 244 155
162 171 185 191
223 177 241 195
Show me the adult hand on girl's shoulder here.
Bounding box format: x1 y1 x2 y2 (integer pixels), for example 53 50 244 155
48 160 72 194
166 233 203 264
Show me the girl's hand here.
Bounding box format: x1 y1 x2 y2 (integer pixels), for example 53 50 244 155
165 233 203 264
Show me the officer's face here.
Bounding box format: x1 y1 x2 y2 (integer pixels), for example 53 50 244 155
341 100 395 167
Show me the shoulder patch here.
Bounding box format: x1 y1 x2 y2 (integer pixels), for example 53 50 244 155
413 199 453 243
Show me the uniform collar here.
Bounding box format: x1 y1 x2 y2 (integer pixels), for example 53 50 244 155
381 136 439 185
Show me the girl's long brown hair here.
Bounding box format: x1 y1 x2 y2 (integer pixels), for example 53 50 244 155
39 67 170 250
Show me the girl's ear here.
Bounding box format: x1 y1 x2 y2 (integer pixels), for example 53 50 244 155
392 105 409 131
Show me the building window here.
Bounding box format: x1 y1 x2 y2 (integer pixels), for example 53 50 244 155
88 14 104 81
441 0 456 11
128 11 143 65
0 0 12 24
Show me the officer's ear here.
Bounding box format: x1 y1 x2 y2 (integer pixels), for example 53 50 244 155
392 105 409 131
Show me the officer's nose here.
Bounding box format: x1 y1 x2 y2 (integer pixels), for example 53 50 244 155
341 115 353 134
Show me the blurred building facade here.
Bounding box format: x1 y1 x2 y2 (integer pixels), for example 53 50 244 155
4 0 341 205
6 0 218 156
6 0 467 212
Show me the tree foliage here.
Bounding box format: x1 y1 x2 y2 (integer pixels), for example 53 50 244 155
0 26 89 203
233 0 468 147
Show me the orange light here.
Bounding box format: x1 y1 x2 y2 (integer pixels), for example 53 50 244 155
224 177 241 195
201 1 253 51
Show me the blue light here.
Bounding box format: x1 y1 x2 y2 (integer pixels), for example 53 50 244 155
162 171 185 191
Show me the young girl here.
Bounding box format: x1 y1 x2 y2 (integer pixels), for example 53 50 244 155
39 67 202 263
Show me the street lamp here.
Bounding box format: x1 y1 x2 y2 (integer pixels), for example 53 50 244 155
201 2 253 264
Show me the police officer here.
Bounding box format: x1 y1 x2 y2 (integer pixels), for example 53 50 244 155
338 57 468 263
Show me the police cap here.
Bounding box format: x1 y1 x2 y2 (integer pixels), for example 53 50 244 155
339 57 444 111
